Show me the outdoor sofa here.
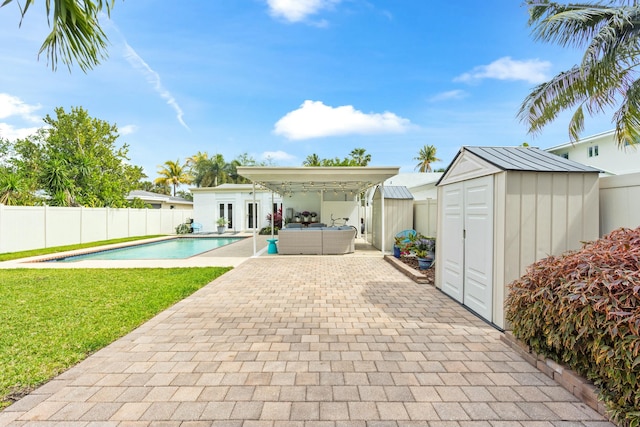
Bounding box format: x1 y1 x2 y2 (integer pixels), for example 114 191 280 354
278 226 356 255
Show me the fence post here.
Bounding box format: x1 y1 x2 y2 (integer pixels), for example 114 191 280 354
79 206 84 243
43 204 47 248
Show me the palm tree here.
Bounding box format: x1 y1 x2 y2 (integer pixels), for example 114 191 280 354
518 1 640 147
155 159 191 196
3 0 114 72
186 151 209 167
303 154 322 166
349 148 371 166
414 145 441 173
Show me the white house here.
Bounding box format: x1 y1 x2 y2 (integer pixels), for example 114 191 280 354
191 184 282 233
126 190 193 210
545 129 640 175
383 173 443 200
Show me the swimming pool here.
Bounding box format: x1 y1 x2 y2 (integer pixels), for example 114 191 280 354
51 237 243 262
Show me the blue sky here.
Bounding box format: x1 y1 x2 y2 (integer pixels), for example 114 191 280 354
0 1 614 178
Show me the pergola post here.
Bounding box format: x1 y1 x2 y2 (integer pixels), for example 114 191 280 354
252 182 257 256
381 182 385 254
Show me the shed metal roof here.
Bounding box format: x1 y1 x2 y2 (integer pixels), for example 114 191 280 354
463 146 601 173
375 185 414 199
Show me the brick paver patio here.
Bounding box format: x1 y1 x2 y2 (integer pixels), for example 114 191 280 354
0 256 615 426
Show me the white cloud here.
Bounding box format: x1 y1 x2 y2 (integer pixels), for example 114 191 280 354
0 122 40 140
122 43 190 131
454 56 551 84
0 93 41 122
273 100 411 140
266 0 340 23
429 90 468 102
262 150 295 161
119 124 137 135
0 94 42 141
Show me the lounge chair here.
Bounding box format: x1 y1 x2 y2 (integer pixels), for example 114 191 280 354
396 229 416 243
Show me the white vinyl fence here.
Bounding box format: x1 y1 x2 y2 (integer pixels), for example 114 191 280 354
0 205 193 254
413 199 437 238
599 172 640 236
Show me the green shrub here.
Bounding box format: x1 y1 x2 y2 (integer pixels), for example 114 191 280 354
506 227 640 426
259 226 279 235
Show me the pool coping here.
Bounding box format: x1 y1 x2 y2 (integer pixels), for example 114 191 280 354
37 235 247 263
0 233 266 269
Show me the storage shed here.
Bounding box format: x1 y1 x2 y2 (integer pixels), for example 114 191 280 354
435 146 600 330
372 185 414 251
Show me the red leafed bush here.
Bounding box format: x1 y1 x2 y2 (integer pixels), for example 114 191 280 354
506 227 640 426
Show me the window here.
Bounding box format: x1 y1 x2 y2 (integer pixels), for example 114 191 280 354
560 153 569 159
588 145 599 157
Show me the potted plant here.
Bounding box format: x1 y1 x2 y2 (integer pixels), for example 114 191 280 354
310 212 318 222
294 213 301 223
301 211 311 222
216 217 227 234
393 236 403 258
412 235 435 269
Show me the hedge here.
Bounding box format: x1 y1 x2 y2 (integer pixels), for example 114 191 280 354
505 227 640 426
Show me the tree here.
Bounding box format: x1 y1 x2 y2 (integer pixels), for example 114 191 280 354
303 154 322 166
155 159 191 196
2 0 114 72
303 149 372 167
0 138 37 205
414 145 440 172
8 106 145 206
518 0 640 147
349 148 371 166
136 180 171 195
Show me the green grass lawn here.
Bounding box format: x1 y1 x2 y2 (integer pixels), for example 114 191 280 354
0 236 165 262
0 267 231 409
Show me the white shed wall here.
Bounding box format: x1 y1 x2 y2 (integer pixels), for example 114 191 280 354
496 171 599 328
372 195 413 251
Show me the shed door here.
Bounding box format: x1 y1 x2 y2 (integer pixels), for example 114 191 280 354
441 183 464 303
463 176 493 321
440 175 494 322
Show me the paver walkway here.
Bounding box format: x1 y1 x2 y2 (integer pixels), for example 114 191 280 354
1 257 615 426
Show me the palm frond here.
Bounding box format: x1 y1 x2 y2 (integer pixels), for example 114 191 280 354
528 1 623 48
613 77 640 147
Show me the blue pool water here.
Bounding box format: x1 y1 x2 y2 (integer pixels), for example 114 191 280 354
53 237 242 262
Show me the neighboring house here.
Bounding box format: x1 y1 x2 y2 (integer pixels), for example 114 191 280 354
383 173 443 199
545 129 640 175
191 184 283 233
126 190 193 210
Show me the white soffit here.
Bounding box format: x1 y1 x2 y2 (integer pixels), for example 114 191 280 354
236 166 400 196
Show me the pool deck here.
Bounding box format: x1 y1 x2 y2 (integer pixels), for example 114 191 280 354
0 236 616 426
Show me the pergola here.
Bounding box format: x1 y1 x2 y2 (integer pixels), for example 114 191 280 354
236 166 399 196
236 166 400 254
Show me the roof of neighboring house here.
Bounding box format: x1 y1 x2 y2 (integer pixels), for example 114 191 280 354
374 186 414 200
190 183 269 193
545 129 615 152
384 173 443 189
463 146 600 173
127 190 192 204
